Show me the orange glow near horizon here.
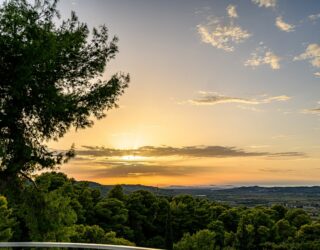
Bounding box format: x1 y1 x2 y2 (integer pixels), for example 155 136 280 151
61 156 320 187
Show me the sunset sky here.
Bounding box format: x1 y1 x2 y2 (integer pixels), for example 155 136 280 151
49 0 320 187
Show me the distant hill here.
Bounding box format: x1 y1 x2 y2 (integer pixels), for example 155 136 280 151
78 181 172 197
78 181 320 207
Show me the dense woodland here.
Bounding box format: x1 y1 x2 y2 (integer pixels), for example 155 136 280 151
0 172 320 250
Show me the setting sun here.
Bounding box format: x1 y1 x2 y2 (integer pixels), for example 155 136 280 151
120 155 146 161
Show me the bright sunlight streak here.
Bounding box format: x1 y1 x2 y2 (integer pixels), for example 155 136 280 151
121 155 146 161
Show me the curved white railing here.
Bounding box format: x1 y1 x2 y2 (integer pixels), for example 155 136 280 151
0 242 162 250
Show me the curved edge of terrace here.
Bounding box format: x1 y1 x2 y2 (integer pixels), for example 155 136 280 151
0 242 163 250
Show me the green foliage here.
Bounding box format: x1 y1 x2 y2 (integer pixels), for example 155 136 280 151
0 0 129 193
274 219 294 242
0 196 15 241
72 181 101 224
171 195 215 242
104 231 135 246
219 207 242 232
94 198 128 233
126 190 160 245
3 172 320 248
70 225 135 246
296 223 320 242
173 230 218 250
21 187 77 241
70 224 105 244
235 208 274 250
208 220 225 248
270 204 288 221
171 194 198 240
108 185 126 201
285 208 311 228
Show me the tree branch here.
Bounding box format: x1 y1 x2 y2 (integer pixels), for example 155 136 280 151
19 171 39 190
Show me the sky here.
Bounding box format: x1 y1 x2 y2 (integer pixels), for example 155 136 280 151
49 0 320 187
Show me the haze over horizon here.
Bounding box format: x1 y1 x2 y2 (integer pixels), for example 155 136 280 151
49 0 320 187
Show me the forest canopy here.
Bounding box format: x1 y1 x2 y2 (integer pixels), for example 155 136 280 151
1 172 320 249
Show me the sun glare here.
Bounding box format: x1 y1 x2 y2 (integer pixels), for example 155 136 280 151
121 155 146 161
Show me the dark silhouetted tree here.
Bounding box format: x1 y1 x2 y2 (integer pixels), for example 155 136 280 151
0 0 129 194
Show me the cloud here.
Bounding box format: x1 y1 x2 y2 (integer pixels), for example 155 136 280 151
227 5 238 19
70 141 306 180
294 44 320 68
314 72 320 77
197 5 250 52
252 0 277 8
308 13 320 21
247 145 270 149
77 145 305 159
86 163 217 178
272 134 292 140
190 93 259 105
263 95 291 102
302 108 320 114
188 92 291 106
245 46 281 69
259 168 294 173
68 157 219 178
275 17 295 32
237 105 263 112
78 145 265 158
267 152 306 158
63 144 307 179
197 24 250 52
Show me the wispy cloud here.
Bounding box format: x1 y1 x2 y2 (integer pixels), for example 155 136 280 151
263 95 291 102
308 13 320 21
252 0 276 8
227 5 238 19
77 145 305 159
188 92 291 106
259 168 294 173
247 145 270 149
197 5 250 52
294 44 320 68
69 158 219 178
64 144 307 179
267 152 306 158
245 45 281 69
275 16 295 32
189 92 259 105
302 100 320 114
302 108 320 114
272 134 292 140
197 24 250 52
78 145 265 158
314 72 320 77
88 163 216 178
237 105 263 112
